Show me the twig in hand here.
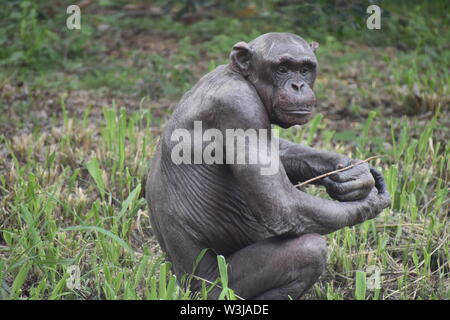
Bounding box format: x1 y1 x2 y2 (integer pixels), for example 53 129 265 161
294 155 382 188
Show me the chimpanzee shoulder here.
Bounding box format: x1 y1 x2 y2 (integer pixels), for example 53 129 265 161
183 64 268 129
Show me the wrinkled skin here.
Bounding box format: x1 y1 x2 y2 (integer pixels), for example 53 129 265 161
145 33 391 300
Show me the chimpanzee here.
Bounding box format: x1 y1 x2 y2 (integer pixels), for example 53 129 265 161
145 32 390 299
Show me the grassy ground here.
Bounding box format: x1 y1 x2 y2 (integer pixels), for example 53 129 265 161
0 1 449 300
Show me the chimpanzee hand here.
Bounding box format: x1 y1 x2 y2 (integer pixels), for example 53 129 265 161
323 158 380 202
355 169 391 222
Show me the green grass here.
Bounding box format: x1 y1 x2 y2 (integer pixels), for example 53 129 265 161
281 110 449 299
0 0 449 300
0 104 243 300
1 104 447 299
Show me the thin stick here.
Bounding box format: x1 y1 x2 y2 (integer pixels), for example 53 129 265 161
294 155 381 188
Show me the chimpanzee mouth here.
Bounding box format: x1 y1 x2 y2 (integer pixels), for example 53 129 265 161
284 106 314 115
282 104 314 115
285 109 311 114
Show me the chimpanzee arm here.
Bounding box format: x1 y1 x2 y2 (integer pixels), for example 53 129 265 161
221 104 390 235
279 138 348 184
279 138 381 201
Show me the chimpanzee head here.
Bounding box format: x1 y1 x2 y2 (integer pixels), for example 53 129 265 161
230 32 319 128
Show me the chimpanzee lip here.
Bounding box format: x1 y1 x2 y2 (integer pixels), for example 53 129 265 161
283 104 315 114
284 109 311 114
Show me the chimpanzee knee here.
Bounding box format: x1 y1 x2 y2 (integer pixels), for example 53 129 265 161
288 233 327 279
249 233 328 299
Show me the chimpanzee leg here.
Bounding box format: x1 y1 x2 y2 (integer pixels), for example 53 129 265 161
196 233 327 300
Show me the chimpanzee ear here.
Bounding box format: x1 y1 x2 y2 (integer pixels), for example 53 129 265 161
230 41 252 77
309 41 319 52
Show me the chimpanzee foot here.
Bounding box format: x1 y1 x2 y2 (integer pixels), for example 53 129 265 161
201 233 327 300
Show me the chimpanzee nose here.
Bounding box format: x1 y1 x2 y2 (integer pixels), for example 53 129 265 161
291 82 304 92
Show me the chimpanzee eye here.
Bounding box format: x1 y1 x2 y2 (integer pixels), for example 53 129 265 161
300 66 309 75
278 65 288 74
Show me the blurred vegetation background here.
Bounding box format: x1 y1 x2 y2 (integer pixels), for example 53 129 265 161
0 0 448 300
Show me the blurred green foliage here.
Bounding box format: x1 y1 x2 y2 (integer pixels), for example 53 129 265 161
1 0 448 68
0 0 448 301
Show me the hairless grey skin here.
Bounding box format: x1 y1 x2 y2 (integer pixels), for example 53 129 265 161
145 32 391 300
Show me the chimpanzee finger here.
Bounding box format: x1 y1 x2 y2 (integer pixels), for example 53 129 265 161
329 188 372 202
379 191 391 208
324 174 375 195
330 162 370 183
370 167 387 194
